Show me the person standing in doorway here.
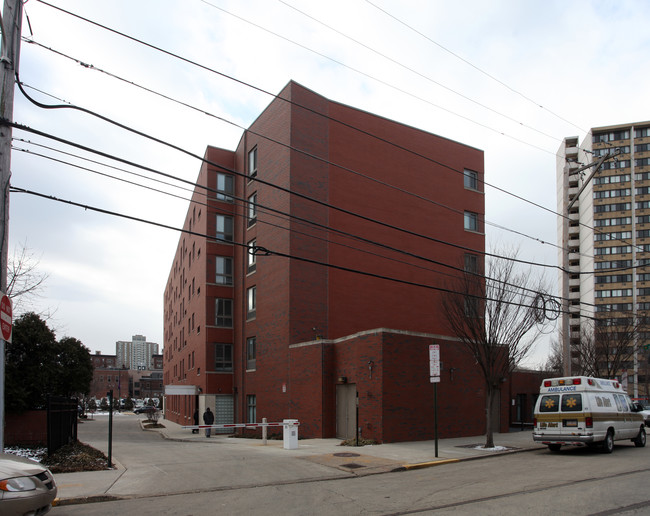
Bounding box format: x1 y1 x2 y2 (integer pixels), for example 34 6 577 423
203 407 214 437
192 409 199 434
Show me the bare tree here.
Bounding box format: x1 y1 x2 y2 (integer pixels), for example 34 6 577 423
573 313 646 379
543 339 564 376
6 242 49 316
442 249 552 448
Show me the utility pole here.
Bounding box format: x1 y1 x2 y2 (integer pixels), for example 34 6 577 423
0 0 23 452
562 151 616 377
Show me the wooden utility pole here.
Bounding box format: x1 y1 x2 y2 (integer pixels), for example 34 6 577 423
0 0 23 452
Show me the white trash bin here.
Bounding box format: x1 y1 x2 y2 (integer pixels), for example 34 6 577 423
283 419 299 450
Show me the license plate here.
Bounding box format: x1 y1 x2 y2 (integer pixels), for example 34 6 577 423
563 419 578 427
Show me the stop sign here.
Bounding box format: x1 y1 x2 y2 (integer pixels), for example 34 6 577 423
1 294 12 342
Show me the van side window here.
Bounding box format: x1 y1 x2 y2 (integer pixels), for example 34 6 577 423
595 396 603 407
603 396 612 408
614 394 625 412
623 396 634 411
616 394 632 411
540 395 560 412
561 394 582 411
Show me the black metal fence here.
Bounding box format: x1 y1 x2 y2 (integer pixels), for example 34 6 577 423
47 396 78 456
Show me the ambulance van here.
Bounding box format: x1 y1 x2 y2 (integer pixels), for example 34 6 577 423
533 376 646 453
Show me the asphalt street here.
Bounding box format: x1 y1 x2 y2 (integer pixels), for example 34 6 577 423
49 414 650 515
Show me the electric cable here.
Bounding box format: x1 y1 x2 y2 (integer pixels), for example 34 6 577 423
8 184 572 319
13 137 563 307
22 3 624 318
12 78 622 299
19 42 574 257
31 1 638 285
5 103 566 277
30 1 572 213
19 34 616 264
194 0 557 156
277 0 562 144
363 0 589 134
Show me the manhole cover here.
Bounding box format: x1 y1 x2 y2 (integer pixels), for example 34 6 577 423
333 452 360 457
341 463 365 469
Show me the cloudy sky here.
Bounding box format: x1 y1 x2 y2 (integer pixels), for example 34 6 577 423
7 0 650 365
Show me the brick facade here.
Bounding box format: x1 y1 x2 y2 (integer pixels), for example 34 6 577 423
163 81 497 442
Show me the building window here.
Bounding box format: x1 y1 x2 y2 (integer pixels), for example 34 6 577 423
464 297 479 317
248 147 257 178
593 130 629 143
247 286 256 319
215 298 233 327
246 337 256 370
464 211 479 232
248 239 257 273
216 215 234 242
247 394 256 423
464 253 479 274
248 193 257 228
216 173 234 202
215 257 233 285
464 169 478 190
214 343 233 371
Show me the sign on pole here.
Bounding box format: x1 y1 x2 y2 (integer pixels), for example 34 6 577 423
428 343 440 457
429 344 440 381
0 293 12 343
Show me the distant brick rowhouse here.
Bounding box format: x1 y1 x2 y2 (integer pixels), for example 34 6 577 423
163 81 498 442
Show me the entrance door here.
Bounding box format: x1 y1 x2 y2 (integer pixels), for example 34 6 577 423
336 384 357 440
213 395 234 434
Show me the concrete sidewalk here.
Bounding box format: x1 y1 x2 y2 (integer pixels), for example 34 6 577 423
54 416 544 506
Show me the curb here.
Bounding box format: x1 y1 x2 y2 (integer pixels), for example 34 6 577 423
55 494 124 507
401 458 460 470
394 444 543 472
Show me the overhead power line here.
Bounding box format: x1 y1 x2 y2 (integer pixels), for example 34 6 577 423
19 8 606 262
8 116 570 314
363 0 588 134
14 138 578 308
2 109 566 279
8 185 564 318
277 0 562 143
21 39 582 260
32 0 629 282
193 0 557 157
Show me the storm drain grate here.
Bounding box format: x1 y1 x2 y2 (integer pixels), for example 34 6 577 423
341 463 365 469
333 452 361 457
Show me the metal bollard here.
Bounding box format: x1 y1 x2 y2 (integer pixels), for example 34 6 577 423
262 417 268 445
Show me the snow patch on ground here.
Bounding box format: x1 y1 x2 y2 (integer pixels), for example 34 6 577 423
4 446 47 462
472 445 509 452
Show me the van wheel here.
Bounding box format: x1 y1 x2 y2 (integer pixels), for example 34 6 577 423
601 430 614 454
548 444 561 452
634 427 646 448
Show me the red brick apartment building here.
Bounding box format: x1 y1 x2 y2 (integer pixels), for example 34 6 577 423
163 81 497 442
89 352 130 401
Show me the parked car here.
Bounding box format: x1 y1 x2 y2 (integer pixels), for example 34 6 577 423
0 453 57 516
134 405 156 414
639 402 650 427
